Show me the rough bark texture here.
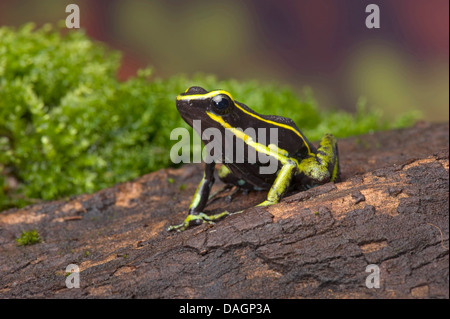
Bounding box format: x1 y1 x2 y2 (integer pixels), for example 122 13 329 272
0 122 448 299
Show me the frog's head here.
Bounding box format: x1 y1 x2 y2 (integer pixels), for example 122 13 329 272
176 86 235 129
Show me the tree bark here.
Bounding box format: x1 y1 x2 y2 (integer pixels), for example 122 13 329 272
0 122 448 298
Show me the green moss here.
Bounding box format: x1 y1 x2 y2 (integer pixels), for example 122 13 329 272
0 24 421 211
16 229 41 246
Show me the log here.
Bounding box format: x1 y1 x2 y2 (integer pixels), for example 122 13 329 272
0 122 448 298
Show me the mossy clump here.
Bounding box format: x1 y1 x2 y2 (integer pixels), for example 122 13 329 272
16 229 42 246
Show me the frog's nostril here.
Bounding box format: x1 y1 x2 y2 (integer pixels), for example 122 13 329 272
184 86 208 95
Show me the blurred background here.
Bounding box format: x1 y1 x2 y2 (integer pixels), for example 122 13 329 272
0 0 448 121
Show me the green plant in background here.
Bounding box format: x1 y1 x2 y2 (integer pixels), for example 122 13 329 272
0 24 420 211
16 229 42 246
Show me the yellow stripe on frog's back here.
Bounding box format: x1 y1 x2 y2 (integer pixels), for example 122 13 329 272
233 103 313 156
206 111 299 167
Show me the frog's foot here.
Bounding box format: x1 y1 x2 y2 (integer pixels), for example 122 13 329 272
167 211 230 232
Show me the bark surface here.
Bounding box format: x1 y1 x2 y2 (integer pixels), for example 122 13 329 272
0 122 448 298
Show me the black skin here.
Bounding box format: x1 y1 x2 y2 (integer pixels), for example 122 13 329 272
168 86 340 231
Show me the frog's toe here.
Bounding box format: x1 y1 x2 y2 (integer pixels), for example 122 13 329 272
256 200 276 207
167 220 189 232
167 214 201 232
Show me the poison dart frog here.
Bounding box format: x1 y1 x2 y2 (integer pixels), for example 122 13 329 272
168 86 340 231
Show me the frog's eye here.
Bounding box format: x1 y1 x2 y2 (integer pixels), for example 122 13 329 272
211 94 231 113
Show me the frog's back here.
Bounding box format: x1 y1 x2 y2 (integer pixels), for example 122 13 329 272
233 101 315 160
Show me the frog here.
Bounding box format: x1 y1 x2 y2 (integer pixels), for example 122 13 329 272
168 86 340 231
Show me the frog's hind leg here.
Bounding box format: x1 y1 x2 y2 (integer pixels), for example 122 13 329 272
298 133 340 186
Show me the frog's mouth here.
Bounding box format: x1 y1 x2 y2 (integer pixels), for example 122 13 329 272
176 99 208 127
177 106 218 141
177 106 203 130
176 100 193 125
179 112 194 127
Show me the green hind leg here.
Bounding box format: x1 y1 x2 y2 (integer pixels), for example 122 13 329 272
256 159 297 207
298 134 340 185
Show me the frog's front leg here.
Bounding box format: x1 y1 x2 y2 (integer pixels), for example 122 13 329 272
188 162 216 215
168 162 230 231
